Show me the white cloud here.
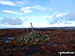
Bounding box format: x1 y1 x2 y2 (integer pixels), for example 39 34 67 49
33 5 52 11
0 25 26 29
21 5 52 13
42 12 75 26
22 11 75 27
15 1 28 7
0 21 75 29
0 17 23 25
66 11 75 21
0 15 75 28
1 11 75 28
21 6 33 13
3 10 23 15
21 7 32 13
56 12 68 18
43 15 54 19
0 0 30 7
0 0 15 6
22 22 50 28
25 17 40 20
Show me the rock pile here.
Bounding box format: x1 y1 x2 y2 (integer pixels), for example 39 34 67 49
16 30 49 44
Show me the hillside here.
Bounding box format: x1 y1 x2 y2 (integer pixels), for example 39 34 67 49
0 28 75 56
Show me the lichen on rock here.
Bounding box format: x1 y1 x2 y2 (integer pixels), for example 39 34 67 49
15 30 50 45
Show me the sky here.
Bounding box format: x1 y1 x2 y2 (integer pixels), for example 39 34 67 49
0 0 75 28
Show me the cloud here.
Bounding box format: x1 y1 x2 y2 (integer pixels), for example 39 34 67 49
0 0 15 6
21 6 34 13
32 5 52 11
56 12 68 18
3 10 23 15
55 11 75 21
21 5 52 13
0 0 29 7
15 1 29 7
0 25 26 29
43 15 54 19
21 7 32 13
66 11 75 21
0 13 75 28
0 17 23 25
42 11 75 25
22 11 75 27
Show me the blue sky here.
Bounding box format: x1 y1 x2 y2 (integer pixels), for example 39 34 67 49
0 0 75 28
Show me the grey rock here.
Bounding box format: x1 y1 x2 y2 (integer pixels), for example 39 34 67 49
16 30 49 44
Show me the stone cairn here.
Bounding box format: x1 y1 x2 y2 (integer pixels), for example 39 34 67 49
16 23 50 44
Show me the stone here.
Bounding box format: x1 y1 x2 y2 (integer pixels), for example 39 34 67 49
16 30 49 44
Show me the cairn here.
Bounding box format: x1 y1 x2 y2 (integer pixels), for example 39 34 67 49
16 23 50 44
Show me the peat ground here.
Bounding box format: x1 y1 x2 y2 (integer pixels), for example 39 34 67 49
0 28 75 56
